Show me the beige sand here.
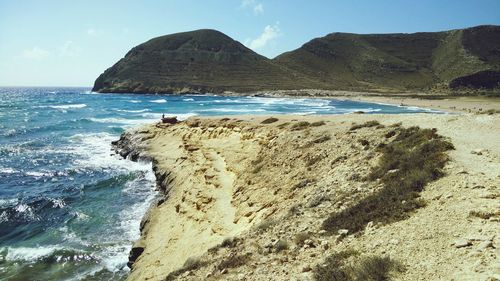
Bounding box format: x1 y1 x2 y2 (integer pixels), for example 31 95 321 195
122 111 499 281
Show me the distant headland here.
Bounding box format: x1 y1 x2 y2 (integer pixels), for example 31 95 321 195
92 25 500 95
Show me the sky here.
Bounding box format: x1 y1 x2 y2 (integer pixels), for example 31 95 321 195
1 0 499 87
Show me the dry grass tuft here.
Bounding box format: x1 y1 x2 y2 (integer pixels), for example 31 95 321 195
291 121 311 130
261 117 279 124
164 256 207 281
350 120 381 131
217 253 251 270
314 251 403 281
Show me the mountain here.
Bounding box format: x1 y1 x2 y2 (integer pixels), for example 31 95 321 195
92 29 325 94
93 26 500 94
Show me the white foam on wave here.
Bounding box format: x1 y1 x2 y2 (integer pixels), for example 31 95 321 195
0 198 18 207
66 131 158 273
115 109 151 113
128 100 141 103
25 171 50 177
182 98 194 101
3 129 17 137
291 111 316 115
197 108 267 113
5 246 63 261
0 167 18 174
14 203 38 221
66 132 152 172
88 117 158 126
48 104 87 109
150 99 167 103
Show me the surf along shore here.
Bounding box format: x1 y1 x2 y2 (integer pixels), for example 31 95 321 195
113 97 499 281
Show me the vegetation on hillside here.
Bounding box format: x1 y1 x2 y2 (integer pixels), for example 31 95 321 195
93 25 500 94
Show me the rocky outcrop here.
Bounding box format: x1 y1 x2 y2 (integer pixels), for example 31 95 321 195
93 26 500 94
117 114 499 281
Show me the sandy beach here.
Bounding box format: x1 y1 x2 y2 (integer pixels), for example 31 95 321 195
114 109 499 281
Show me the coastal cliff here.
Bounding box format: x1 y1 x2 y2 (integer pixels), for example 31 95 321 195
114 114 499 280
93 26 500 94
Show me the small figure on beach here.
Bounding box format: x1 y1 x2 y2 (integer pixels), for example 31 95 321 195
162 113 165 119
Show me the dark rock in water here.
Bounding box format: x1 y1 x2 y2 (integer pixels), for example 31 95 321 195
127 240 146 269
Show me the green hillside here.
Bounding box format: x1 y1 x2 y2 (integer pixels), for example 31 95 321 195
93 26 500 94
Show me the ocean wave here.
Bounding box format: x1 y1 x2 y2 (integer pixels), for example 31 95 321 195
67 132 153 172
48 104 87 109
3 246 98 263
196 108 266 113
115 108 151 113
0 198 18 207
49 198 66 209
182 98 194 101
291 111 316 115
88 117 158 125
13 203 39 221
24 170 67 178
0 167 18 174
150 99 167 103
128 100 141 103
4 246 63 261
3 129 17 137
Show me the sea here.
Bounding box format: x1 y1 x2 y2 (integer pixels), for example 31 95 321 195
0 87 440 280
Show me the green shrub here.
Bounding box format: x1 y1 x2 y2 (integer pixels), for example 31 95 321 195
323 126 453 234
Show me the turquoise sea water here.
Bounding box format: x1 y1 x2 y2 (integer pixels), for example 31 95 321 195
0 87 440 280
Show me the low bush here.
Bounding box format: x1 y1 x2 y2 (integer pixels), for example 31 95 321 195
323 126 454 234
350 121 381 131
291 121 311 130
261 117 279 124
314 251 403 281
216 253 251 270
164 256 207 281
311 121 326 127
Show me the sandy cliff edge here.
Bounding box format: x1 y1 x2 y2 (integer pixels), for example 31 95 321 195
114 113 499 281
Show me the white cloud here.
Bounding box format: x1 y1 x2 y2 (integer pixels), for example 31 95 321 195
253 3 264 14
241 0 264 15
246 24 280 50
86 28 96 36
59 41 81 57
22 47 50 60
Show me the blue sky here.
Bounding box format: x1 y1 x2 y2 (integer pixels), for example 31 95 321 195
1 0 499 87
